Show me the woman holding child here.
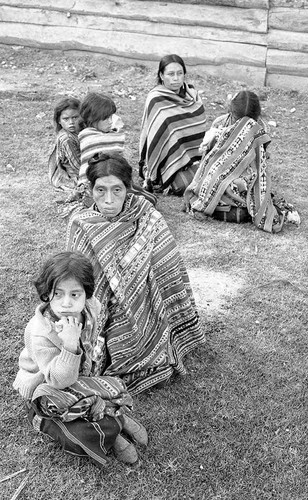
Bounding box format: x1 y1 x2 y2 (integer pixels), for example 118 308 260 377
66 153 205 395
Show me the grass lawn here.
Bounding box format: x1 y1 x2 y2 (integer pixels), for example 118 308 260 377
0 44 308 500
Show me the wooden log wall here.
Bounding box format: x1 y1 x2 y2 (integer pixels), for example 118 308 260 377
267 0 308 90
0 0 307 90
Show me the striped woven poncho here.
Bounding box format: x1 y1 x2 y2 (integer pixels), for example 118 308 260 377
78 127 125 185
76 125 157 206
66 194 205 395
139 83 207 189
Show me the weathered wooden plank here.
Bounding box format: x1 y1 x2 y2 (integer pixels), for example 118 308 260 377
0 0 270 7
267 48 308 76
268 29 308 52
1 1 307 91
0 6 267 46
135 0 269 7
269 7 308 32
0 0 269 33
0 22 267 67
270 0 308 7
196 62 266 86
266 73 308 91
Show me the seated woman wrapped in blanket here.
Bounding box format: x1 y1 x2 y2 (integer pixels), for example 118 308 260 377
13 251 148 467
183 91 300 233
66 153 205 395
139 54 207 196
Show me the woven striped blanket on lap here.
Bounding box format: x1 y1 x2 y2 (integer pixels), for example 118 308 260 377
66 194 205 395
32 375 133 422
139 83 207 189
30 376 130 467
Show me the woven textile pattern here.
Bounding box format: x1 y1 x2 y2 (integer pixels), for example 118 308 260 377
78 127 125 185
139 84 206 188
48 129 80 190
28 376 128 468
32 375 132 422
186 116 284 233
66 194 205 394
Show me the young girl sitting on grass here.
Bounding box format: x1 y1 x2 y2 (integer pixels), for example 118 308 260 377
13 251 148 467
48 97 82 202
77 92 157 206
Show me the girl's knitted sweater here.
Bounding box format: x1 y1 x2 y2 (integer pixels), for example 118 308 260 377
13 297 101 400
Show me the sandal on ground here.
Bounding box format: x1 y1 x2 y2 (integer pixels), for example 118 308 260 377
113 435 138 464
121 415 148 447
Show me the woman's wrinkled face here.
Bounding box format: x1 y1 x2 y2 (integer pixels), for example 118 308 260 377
160 62 185 94
92 175 127 218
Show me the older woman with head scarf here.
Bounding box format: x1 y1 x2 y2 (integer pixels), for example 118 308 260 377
139 54 207 196
66 152 205 395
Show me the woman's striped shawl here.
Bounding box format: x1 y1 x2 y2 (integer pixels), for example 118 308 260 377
185 116 284 233
66 194 205 395
139 83 207 188
78 127 125 185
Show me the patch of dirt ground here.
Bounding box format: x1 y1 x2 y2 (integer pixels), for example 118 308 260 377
187 269 243 313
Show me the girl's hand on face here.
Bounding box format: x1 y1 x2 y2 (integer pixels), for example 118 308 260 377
56 316 82 353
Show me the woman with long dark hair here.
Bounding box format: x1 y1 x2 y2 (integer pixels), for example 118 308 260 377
139 54 207 196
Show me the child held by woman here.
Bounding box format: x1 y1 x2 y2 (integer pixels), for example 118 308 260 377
77 92 125 187
13 251 148 467
77 92 157 206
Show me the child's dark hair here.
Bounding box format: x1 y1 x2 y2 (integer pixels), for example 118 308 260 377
34 251 95 302
78 93 116 131
229 91 261 122
53 97 81 132
86 152 132 189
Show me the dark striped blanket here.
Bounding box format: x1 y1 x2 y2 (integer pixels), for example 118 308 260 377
139 83 207 191
77 126 157 206
78 127 125 185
